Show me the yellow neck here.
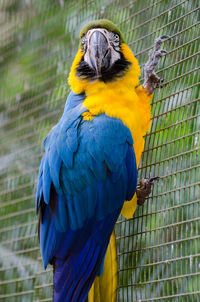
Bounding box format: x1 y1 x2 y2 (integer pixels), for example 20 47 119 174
68 43 140 95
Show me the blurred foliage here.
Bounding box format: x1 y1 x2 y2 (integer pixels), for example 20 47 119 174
0 0 199 301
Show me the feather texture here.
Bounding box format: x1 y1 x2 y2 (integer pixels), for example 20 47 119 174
36 91 137 301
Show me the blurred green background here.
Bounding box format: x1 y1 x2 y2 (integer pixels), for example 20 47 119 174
0 0 199 301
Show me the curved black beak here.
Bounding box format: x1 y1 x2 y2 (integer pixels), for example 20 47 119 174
85 30 111 75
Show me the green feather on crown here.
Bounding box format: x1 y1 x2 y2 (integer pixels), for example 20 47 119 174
79 19 125 43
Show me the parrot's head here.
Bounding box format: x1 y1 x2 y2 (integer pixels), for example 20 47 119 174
68 19 140 93
77 20 130 82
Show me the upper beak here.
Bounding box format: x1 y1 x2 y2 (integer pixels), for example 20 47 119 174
85 30 111 75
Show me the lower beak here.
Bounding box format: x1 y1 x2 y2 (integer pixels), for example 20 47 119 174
85 31 111 75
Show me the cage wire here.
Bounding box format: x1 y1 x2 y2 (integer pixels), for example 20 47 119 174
0 0 199 301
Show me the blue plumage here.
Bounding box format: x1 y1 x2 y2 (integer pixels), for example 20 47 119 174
36 91 137 301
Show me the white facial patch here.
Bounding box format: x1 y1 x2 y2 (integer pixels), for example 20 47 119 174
82 28 121 66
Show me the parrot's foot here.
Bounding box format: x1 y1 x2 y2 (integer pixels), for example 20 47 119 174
143 35 171 95
136 177 160 206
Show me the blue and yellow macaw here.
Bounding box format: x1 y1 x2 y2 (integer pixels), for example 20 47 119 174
36 19 169 301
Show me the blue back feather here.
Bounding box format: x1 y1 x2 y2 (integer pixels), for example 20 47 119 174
36 91 137 301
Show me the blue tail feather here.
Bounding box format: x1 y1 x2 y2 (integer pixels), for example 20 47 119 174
53 236 108 302
54 238 92 297
65 240 97 301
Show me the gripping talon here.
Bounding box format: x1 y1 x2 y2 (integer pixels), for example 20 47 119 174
136 177 160 206
143 35 171 94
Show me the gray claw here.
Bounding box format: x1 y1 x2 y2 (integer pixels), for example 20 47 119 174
155 35 171 51
149 176 160 182
160 35 171 39
153 49 167 60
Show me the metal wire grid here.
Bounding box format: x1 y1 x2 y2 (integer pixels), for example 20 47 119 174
0 0 199 301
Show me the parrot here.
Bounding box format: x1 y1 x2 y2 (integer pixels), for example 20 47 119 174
35 19 170 302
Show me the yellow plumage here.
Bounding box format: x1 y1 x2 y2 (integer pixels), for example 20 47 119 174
68 40 153 301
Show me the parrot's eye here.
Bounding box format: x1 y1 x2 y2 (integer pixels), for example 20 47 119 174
114 33 120 41
108 32 120 52
81 35 87 51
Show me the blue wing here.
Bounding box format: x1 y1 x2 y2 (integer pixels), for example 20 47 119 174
36 91 137 301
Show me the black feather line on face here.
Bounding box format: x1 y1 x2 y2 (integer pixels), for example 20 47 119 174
76 53 131 83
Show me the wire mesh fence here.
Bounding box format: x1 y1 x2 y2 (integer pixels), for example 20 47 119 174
0 0 199 301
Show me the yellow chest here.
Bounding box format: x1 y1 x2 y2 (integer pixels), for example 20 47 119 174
83 84 152 166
